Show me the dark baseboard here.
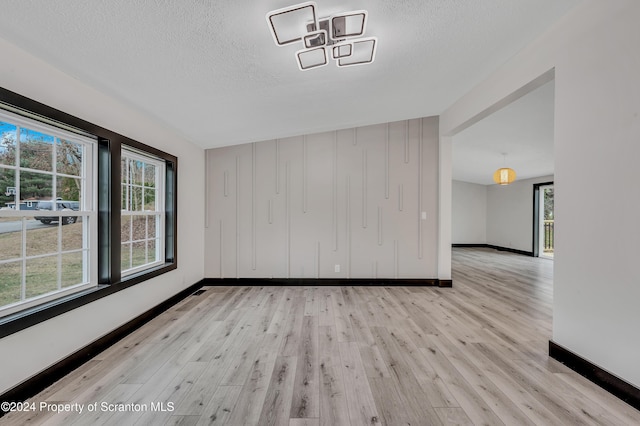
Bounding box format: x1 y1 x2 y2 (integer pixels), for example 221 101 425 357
549 340 640 411
487 245 533 257
438 279 453 288
0 280 205 414
453 243 534 257
202 277 451 287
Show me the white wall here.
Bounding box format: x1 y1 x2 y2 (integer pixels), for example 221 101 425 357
553 1 640 389
452 180 487 244
441 0 640 388
486 175 553 252
453 176 553 251
0 37 205 394
205 118 439 279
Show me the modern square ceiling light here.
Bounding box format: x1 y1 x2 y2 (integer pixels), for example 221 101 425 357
266 2 377 70
330 11 367 39
332 43 353 59
303 30 327 48
267 2 318 46
296 46 328 70
336 37 377 67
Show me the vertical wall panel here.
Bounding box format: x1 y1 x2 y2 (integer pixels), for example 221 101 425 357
404 120 410 164
275 139 280 194
235 156 240 278
219 220 224 278
205 116 439 278
205 146 235 278
332 131 338 252
204 150 216 277
362 149 367 228
302 136 308 213
255 140 281 278
377 206 383 246
394 240 399 279
205 151 210 229
346 175 351 278
385 123 390 199
286 161 291 278
315 242 320 278
418 119 424 259
252 143 256 270
311 132 336 278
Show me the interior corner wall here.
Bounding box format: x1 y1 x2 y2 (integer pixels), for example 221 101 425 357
0 37 205 395
486 175 553 252
441 0 640 388
205 117 439 279
452 180 487 244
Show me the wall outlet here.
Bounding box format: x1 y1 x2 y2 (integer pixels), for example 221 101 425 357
334 264 340 273
421 211 427 220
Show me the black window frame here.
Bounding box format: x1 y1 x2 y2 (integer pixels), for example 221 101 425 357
0 87 178 338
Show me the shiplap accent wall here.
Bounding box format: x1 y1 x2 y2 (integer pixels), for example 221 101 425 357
205 117 439 278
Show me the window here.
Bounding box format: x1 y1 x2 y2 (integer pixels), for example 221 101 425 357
0 109 97 316
0 87 177 337
120 149 165 275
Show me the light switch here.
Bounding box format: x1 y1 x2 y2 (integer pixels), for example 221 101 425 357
421 212 427 220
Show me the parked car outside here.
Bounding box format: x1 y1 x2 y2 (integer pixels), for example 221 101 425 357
34 200 80 225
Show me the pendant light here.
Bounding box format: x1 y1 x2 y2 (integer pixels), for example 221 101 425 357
493 153 516 185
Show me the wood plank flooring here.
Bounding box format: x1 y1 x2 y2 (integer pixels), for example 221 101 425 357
5 247 640 425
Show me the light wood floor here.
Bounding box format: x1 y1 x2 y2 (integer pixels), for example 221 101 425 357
5 247 640 425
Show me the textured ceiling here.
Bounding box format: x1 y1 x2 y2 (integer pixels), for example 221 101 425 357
453 80 555 185
0 0 580 149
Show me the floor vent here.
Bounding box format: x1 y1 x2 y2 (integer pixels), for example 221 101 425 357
192 289 207 296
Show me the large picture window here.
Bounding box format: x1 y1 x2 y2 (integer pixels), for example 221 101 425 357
0 110 96 316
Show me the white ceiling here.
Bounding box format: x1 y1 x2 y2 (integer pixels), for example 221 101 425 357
0 0 580 150
453 80 555 185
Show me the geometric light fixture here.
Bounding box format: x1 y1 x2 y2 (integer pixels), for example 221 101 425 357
493 153 516 185
266 2 377 71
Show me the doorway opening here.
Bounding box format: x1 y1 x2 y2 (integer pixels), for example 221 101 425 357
533 182 554 259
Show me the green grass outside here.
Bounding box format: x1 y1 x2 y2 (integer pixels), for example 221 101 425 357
121 241 154 272
0 222 84 307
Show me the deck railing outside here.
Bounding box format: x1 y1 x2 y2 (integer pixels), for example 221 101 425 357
544 220 554 252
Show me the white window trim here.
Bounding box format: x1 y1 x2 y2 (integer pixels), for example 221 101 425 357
120 148 166 277
0 109 98 317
